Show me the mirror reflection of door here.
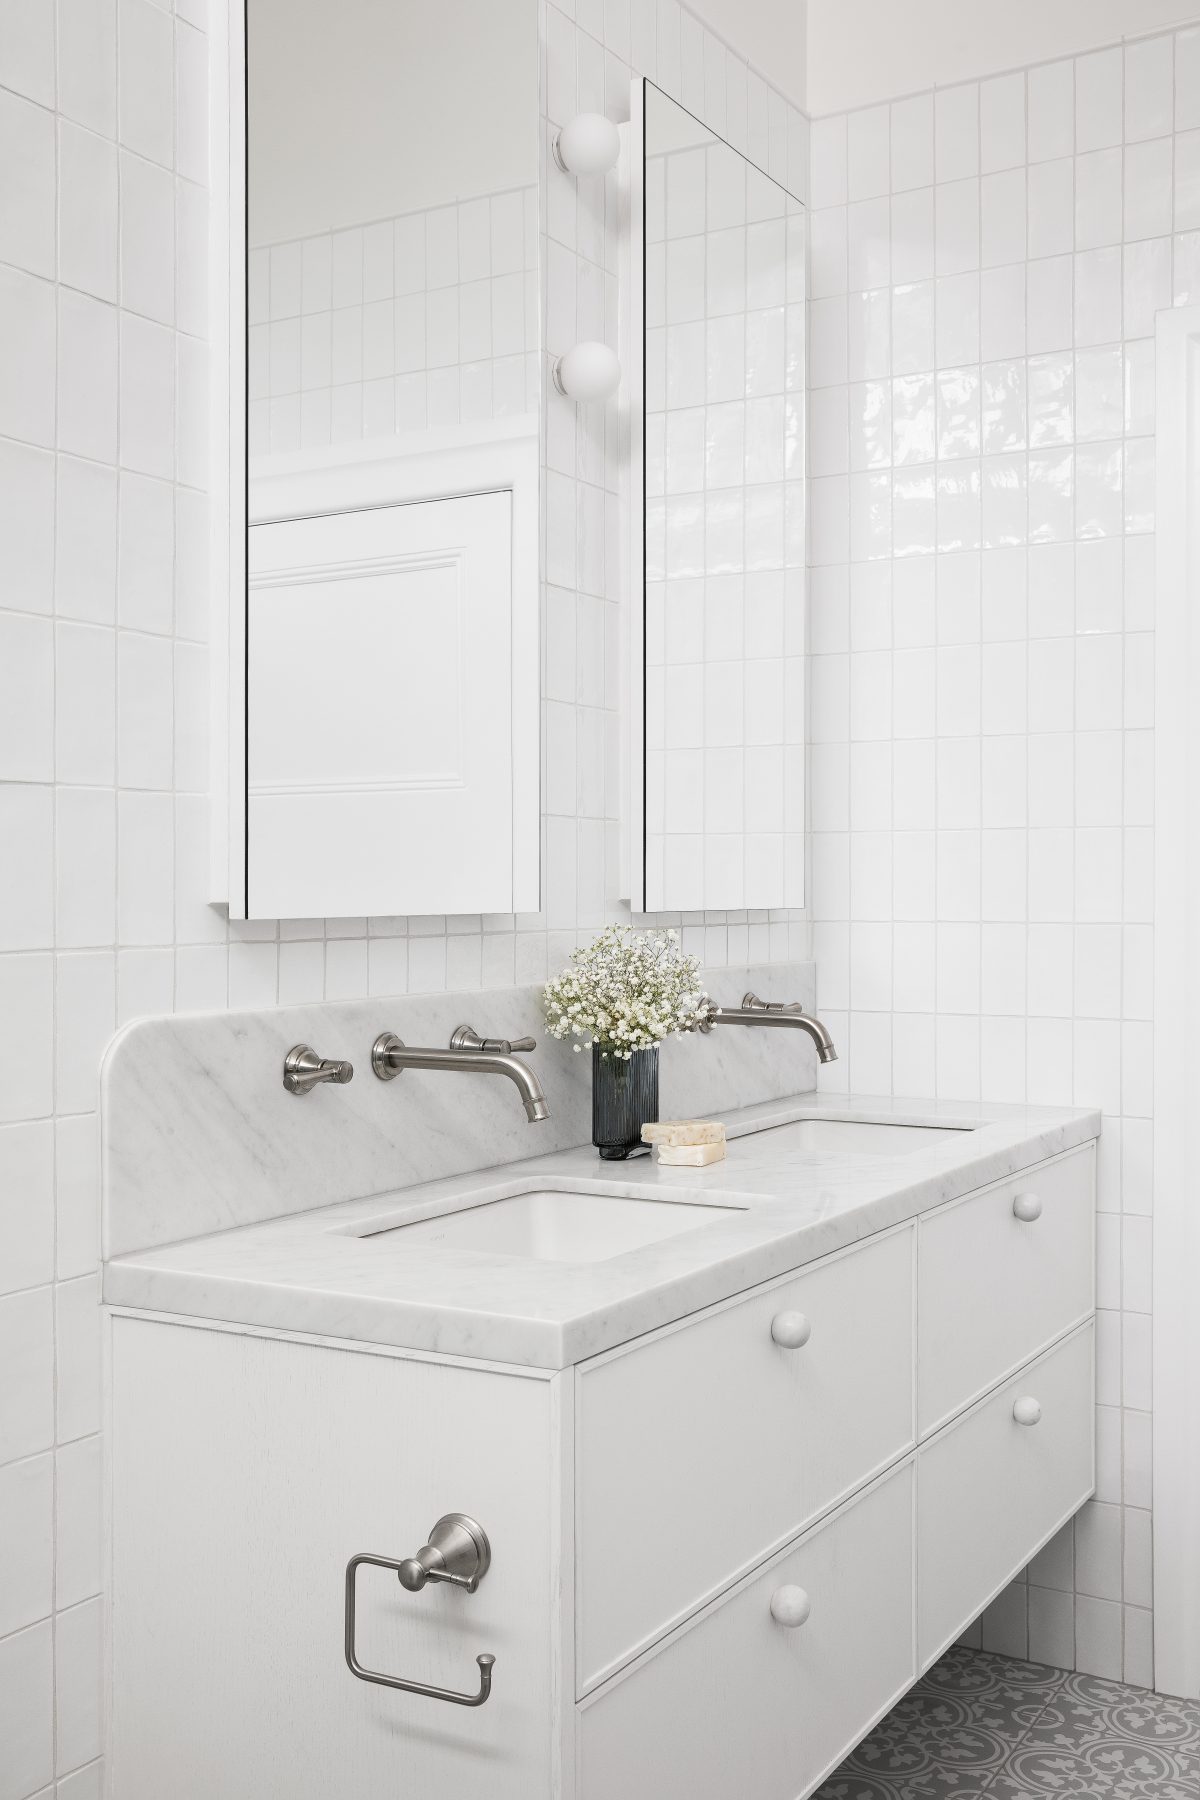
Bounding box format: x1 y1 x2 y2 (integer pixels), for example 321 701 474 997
243 0 538 919
636 82 807 914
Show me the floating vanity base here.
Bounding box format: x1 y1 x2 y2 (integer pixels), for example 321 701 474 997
106 1133 1096 1800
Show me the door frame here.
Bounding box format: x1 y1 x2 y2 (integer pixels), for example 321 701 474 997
1153 302 1200 1699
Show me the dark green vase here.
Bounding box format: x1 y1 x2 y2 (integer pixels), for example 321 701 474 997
592 1044 659 1159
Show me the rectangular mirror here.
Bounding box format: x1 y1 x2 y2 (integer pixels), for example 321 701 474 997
216 0 540 919
626 81 806 914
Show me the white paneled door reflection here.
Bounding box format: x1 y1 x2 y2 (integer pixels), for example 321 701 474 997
638 81 806 913
248 492 513 918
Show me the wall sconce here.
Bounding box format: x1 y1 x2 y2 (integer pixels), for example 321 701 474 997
552 341 622 403
553 112 621 177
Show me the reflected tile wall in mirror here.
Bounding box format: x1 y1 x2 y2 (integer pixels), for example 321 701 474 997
247 189 540 453
641 83 807 913
247 0 539 454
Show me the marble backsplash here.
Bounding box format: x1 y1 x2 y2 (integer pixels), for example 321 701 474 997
102 962 818 1258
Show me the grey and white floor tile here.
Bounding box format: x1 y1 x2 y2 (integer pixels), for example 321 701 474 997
814 1648 1200 1799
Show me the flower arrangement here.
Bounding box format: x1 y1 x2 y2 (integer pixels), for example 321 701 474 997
543 925 713 1059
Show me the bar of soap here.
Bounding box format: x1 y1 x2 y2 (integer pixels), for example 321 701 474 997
641 1119 726 1147
655 1140 727 1167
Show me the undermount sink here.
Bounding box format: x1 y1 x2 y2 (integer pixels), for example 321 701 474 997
361 1188 743 1263
743 1119 977 1155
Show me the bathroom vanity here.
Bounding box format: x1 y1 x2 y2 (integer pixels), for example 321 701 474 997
101 973 1097 1800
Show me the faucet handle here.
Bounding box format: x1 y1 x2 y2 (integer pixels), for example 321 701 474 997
283 1044 354 1095
742 991 805 1015
450 1024 537 1055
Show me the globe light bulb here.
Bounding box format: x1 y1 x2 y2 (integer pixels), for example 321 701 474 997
552 341 622 403
553 112 621 177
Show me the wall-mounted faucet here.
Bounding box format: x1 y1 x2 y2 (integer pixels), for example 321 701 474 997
371 1025 550 1123
698 992 838 1064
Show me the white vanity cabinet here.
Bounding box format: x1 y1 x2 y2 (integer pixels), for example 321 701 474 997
107 1143 1095 1800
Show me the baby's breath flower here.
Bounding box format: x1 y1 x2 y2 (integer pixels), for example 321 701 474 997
542 925 714 1056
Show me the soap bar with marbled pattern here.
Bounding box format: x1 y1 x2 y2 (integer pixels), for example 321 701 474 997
641 1119 726 1147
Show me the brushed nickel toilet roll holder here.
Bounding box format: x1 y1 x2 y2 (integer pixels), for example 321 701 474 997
344 1512 495 1708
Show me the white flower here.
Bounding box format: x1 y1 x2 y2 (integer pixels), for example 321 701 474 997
542 925 714 1056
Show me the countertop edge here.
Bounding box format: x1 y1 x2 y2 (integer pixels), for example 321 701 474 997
103 1102 1101 1371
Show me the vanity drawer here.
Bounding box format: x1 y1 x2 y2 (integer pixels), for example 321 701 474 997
575 1226 914 1691
917 1322 1094 1666
917 1145 1095 1433
577 1462 915 1800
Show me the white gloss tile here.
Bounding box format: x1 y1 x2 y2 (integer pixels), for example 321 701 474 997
117 0 173 168
1029 60 1074 164
0 785 54 951
0 1453 53 1637
57 290 118 464
0 88 56 280
1076 46 1123 154
120 150 174 324
1124 34 1173 145
55 1276 102 1444
2 0 56 107
0 615 53 781
0 266 56 448
58 124 118 304
55 1597 103 1775
0 1121 53 1298
0 1286 54 1460
981 72 1025 175
936 84 980 183
0 1620 54 1800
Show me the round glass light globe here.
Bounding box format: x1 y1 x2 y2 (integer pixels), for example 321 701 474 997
554 112 621 176
553 341 621 403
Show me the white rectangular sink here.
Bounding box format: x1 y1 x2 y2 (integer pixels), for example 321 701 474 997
363 1188 743 1264
745 1119 976 1155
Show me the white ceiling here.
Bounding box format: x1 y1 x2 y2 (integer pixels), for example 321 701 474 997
682 0 808 109
688 0 1200 118
808 0 1200 115
248 0 537 245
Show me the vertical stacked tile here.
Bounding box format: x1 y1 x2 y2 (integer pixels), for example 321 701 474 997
807 25 1200 1687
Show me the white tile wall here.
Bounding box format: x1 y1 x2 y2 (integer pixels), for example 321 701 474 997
247 186 540 451
0 2 808 1791
808 23 1200 1689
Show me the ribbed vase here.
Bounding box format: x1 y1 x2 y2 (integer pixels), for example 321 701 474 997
591 1044 659 1160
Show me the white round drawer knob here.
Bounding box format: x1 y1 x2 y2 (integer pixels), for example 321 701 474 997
771 1311 812 1349
770 1584 812 1628
1013 1191 1043 1222
1013 1396 1042 1427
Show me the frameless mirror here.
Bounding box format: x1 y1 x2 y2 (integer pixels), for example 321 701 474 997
222 0 539 919
626 81 806 914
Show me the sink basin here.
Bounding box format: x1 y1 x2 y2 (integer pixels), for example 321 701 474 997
362 1188 743 1263
743 1119 976 1155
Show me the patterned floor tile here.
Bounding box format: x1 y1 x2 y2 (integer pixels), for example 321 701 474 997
813 1649 1199 1800
814 1770 991 1800
1023 1670 1200 1754
921 1647 1067 1702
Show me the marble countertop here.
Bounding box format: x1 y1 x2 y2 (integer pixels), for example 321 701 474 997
103 1092 1100 1370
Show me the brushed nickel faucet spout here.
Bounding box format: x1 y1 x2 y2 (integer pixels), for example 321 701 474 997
371 1027 550 1122
699 991 838 1063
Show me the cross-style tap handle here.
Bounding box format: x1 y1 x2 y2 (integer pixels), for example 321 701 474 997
450 1025 537 1056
